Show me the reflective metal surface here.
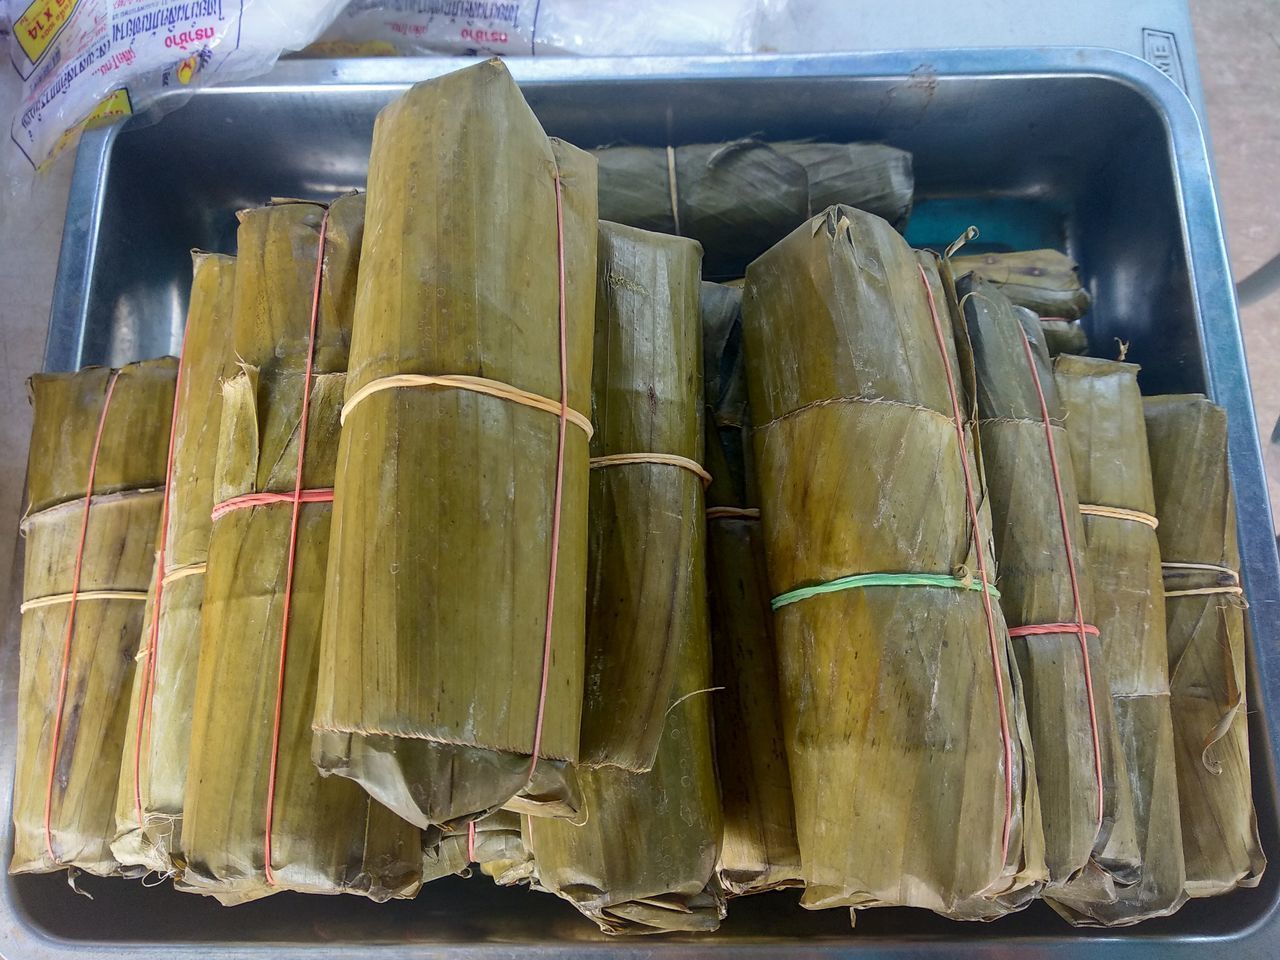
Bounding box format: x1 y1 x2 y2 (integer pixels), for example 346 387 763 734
7 48 1278 957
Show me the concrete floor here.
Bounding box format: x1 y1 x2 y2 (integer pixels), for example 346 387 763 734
0 2 1278 602
1191 0 1280 519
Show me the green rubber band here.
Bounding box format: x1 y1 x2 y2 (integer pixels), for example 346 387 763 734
771 572 1001 611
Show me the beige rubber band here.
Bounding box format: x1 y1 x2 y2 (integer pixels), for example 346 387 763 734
21 590 149 613
706 506 761 520
1079 503 1159 530
340 373 593 438
1165 585 1246 599
1162 561 1239 581
666 145 682 236
160 562 206 586
589 452 711 486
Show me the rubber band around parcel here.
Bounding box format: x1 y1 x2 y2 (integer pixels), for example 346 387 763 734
772 572 1001 611
339 373 593 438
589 452 711 486
20 590 149 613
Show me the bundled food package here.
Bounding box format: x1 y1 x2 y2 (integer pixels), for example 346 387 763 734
594 140 912 277
960 277 1138 889
1144 395 1265 897
112 251 237 873
740 206 1045 919
1046 356 1187 925
180 368 422 904
314 59 599 829
1038 316 1091 357
579 221 706 771
525 582 723 935
12 358 177 878
701 280 803 896
949 249 1091 320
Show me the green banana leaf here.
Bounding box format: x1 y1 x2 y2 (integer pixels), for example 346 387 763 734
594 140 912 278
950 249 1091 319
12 358 177 878
578 221 705 772
314 59 598 830
740 205 1043 918
960 276 1138 889
1045 356 1187 926
1144 394 1265 897
113 251 237 873
701 281 802 897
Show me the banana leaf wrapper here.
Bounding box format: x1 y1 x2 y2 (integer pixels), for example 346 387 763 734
701 281 802 896
772 141 913 230
113 252 238 873
429 811 535 886
961 277 1138 888
740 206 1044 918
13 358 178 878
950 249 1091 320
578 221 704 772
1045 356 1187 925
594 140 912 278
1039 317 1090 357
314 60 598 829
1144 394 1265 897
179 369 423 905
526 586 723 935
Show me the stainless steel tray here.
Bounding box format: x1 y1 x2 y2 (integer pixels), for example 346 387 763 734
6 48 1278 957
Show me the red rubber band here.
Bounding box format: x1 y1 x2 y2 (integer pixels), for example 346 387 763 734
526 170 569 783
467 820 477 863
1008 622 1100 638
44 370 120 863
263 209 330 886
210 488 334 523
1016 331 1105 830
919 264 1014 867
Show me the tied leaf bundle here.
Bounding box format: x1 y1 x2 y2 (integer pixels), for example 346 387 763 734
525 587 723 935
950 250 1091 320
112 251 237 873
1038 316 1090 357
579 221 705 772
314 59 599 829
741 206 1044 919
180 365 422 904
12 358 178 878
1046 356 1187 925
1144 395 1265 897
594 140 913 277
960 277 1138 888
701 281 802 897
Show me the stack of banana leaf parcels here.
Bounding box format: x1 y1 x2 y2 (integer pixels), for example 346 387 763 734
12 59 1265 934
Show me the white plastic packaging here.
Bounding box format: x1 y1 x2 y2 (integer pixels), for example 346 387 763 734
5 0 346 169
305 0 779 58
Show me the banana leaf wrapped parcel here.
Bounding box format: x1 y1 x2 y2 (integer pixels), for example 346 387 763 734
12 358 177 878
525 586 723 935
314 60 598 829
180 367 422 904
741 206 1044 919
579 221 705 771
960 277 1138 889
1046 356 1187 926
1144 394 1265 897
701 280 803 897
594 140 912 277
951 249 1091 319
112 251 238 873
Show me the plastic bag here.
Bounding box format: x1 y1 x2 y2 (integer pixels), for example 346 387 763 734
303 0 780 58
5 0 346 170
